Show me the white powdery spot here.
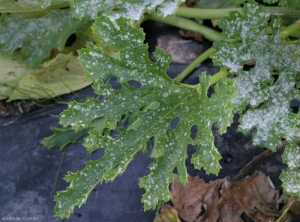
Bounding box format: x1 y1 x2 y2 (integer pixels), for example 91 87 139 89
157 0 184 17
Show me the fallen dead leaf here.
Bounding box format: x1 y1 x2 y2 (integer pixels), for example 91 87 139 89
171 171 280 222
155 204 181 222
179 30 204 42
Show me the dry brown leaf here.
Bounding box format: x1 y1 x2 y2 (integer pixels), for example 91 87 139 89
179 30 204 42
155 204 181 222
171 171 279 222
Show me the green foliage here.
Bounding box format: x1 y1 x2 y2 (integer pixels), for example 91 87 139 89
230 0 300 10
0 0 69 13
55 15 236 217
1 0 299 220
41 127 89 149
265 0 300 11
53 1 299 219
212 3 300 149
280 143 300 197
0 10 89 67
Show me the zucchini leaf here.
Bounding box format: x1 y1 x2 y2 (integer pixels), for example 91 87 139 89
54 16 236 218
0 10 89 67
212 2 300 198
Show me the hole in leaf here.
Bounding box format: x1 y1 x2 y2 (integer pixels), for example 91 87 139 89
240 212 255 222
128 80 142 88
243 60 256 71
117 113 130 128
97 95 105 100
141 20 158 55
170 117 180 130
65 33 77 47
190 125 198 139
290 99 300 114
271 71 280 85
147 101 160 111
207 85 214 98
105 76 122 90
110 128 120 138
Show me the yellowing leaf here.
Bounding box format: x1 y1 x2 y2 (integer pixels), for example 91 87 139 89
0 53 91 101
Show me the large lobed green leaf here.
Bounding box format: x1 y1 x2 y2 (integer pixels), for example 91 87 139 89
212 2 300 149
0 10 89 67
212 2 300 198
54 16 236 218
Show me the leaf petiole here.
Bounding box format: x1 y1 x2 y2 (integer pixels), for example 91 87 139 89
209 70 229 86
175 47 215 83
280 19 300 39
175 7 244 19
175 6 300 20
144 13 223 42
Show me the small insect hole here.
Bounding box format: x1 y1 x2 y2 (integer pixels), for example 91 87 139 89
170 117 180 129
290 99 300 114
105 76 122 90
128 80 142 88
190 125 198 139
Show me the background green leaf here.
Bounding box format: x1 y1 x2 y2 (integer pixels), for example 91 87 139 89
212 3 300 149
0 9 89 67
0 0 69 13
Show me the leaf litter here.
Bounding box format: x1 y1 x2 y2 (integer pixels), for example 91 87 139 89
165 171 283 222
